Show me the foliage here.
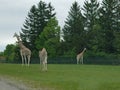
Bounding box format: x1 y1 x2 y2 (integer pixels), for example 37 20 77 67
0 51 4 56
4 44 16 62
63 47 76 57
114 32 120 53
35 17 60 57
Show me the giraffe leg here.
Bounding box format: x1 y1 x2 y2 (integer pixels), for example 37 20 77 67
45 56 47 71
40 59 42 70
24 55 27 66
77 57 79 64
82 57 83 64
81 56 83 64
77 59 79 64
43 62 45 71
45 63 47 71
42 62 45 71
40 58 44 71
21 55 24 66
27 55 31 66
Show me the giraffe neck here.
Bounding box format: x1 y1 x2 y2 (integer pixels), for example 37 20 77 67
16 36 21 42
81 48 86 54
18 42 26 49
82 49 85 53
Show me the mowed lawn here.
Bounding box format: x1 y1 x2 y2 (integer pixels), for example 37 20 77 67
0 64 120 90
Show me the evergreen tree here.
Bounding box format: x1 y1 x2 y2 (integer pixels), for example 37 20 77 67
63 1 84 55
82 0 100 51
114 0 120 31
20 1 55 55
113 0 120 53
21 5 38 49
99 0 119 53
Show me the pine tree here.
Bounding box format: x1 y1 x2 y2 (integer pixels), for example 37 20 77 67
99 0 119 53
20 1 55 54
63 1 84 55
114 0 120 31
82 0 100 51
113 0 120 53
21 5 37 48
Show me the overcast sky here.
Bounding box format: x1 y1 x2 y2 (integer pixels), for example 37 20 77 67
0 0 102 52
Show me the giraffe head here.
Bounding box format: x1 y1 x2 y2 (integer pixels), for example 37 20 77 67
13 32 21 41
83 48 86 52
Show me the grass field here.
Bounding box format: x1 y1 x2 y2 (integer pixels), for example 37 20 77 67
0 64 120 90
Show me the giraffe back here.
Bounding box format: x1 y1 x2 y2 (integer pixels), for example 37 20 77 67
39 48 47 62
21 48 31 56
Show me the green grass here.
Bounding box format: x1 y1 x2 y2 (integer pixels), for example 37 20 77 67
0 64 120 90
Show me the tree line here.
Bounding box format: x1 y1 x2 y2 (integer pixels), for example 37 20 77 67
2 0 120 63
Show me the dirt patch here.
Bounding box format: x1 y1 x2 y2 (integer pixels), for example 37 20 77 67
0 76 55 90
0 77 33 90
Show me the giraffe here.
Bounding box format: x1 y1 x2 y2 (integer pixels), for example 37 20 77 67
13 33 31 66
76 48 86 64
39 48 47 71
